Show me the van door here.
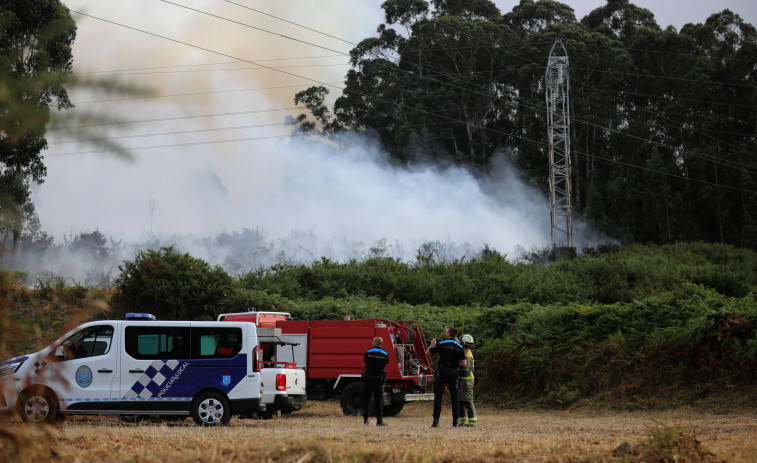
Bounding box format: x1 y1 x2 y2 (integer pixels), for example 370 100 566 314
51 323 119 412
119 323 192 413
185 326 247 394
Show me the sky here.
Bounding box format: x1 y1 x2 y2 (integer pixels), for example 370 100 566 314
34 0 757 267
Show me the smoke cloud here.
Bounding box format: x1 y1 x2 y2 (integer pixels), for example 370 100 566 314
30 131 601 285
13 0 626 284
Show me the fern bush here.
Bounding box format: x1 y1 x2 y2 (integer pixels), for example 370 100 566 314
238 243 757 307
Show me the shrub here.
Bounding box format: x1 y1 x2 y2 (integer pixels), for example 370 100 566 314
112 247 233 320
239 243 757 307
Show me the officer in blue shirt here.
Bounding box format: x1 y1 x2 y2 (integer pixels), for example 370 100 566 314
363 336 389 426
426 326 466 428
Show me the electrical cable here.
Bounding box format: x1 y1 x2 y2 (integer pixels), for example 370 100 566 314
66 9 756 192
75 62 350 78
45 129 757 195
431 18 752 150
73 54 345 75
72 83 332 105
48 122 286 145
50 106 298 130
219 3 756 171
428 18 755 163
46 134 289 157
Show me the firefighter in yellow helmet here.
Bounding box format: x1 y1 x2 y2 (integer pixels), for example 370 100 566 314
458 334 477 427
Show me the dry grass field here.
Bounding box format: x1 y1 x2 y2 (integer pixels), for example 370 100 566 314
2 400 757 462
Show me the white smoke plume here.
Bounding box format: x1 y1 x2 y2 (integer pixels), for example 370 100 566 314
27 131 608 285
10 0 638 284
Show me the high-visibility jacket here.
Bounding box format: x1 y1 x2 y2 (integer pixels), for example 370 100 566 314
459 349 474 380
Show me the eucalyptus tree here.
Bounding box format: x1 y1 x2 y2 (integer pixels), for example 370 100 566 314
0 0 75 263
289 0 757 248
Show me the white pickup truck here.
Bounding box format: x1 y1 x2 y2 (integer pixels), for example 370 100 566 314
255 327 306 419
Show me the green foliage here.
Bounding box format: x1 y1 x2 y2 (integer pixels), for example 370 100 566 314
239 243 757 306
473 284 757 405
292 1 757 249
228 243 757 406
111 247 233 320
0 269 110 357
0 0 76 258
5 242 757 408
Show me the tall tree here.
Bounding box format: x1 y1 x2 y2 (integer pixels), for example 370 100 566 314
290 0 757 249
0 0 76 263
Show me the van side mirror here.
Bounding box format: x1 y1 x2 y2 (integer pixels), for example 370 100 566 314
55 346 67 360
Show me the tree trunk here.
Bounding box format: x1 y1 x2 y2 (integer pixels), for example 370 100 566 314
466 121 475 162
11 165 23 266
714 165 724 242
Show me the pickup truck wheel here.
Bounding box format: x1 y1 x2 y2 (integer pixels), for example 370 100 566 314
340 382 368 416
191 392 231 426
17 387 58 424
383 402 405 417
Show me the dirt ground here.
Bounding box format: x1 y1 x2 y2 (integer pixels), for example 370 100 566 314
3 400 757 462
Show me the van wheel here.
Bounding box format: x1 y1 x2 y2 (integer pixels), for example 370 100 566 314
191 392 230 426
340 382 365 416
18 387 58 424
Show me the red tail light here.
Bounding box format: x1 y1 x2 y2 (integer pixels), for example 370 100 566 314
276 373 286 391
253 345 260 372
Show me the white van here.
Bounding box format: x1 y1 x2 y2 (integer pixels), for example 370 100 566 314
0 314 267 426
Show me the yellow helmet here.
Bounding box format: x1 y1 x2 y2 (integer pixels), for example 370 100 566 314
461 334 474 346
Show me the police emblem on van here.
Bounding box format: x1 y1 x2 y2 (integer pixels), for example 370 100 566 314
76 366 93 388
222 370 231 386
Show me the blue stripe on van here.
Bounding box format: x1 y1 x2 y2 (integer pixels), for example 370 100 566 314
64 397 191 402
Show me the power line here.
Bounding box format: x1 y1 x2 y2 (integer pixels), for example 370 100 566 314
157 0 351 57
50 106 298 130
219 0 354 47
67 10 756 192
68 10 344 95
48 122 286 145
233 4 753 175
220 3 756 173
431 18 753 160
46 129 757 195
572 118 757 174
46 134 290 157
162 0 757 155
575 148 757 195
72 84 330 105
568 65 756 88
71 9 755 152
565 41 757 65
73 54 345 75
75 61 350 79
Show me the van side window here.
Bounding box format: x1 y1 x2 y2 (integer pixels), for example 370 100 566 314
59 325 114 360
125 327 190 359
190 327 242 359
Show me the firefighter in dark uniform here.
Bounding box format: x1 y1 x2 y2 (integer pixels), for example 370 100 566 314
362 336 389 426
426 326 466 428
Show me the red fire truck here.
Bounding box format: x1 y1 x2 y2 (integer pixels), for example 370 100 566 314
218 311 435 416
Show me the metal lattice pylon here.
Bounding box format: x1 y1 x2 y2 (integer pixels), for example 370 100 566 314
545 39 573 249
